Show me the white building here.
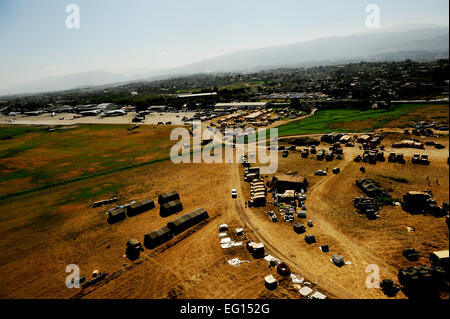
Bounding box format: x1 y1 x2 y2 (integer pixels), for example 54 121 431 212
214 102 268 110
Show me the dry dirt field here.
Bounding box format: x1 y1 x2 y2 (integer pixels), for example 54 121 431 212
244 134 449 299
0 146 303 299
0 112 448 299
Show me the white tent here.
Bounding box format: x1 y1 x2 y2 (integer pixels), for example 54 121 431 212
220 237 231 244
310 291 327 299
299 286 313 297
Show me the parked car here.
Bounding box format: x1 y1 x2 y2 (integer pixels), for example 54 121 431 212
315 170 328 176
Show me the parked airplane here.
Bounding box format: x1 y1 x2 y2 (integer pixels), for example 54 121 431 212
79 109 101 116
24 110 43 116
103 109 127 117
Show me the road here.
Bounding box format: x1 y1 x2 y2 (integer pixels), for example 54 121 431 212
231 160 362 299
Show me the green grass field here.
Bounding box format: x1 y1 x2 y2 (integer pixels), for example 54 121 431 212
276 104 446 137
0 124 175 199
1 104 447 198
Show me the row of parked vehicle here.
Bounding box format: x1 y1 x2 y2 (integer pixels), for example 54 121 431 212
355 151 431 165
412 154 430 165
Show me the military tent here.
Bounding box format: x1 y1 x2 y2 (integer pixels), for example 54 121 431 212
144 226 173 249
158 191 180 204
270 172 308 192
167 208 209 234
357 135 372 143
107 207 126 224
356 178 386 197
160 199 183 217
127 198 155 217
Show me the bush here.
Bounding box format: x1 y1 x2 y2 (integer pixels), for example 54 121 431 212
375 195 394 206
383 175 409 184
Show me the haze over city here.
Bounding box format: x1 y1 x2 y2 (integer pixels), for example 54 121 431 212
0 0 449 94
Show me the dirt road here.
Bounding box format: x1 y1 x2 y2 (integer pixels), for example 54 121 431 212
231 160 365 299
229 130 449 298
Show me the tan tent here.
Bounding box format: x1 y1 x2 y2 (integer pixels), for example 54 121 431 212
270 172 308 192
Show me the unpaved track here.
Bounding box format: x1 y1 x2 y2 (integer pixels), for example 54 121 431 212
232 162 359 299
232 128 449 299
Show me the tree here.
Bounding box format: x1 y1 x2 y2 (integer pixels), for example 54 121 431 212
290 98 301 110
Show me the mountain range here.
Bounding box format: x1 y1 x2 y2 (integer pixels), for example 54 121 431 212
2 25 448 96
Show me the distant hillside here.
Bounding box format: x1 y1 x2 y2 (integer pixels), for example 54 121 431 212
165 27 449 74
0 71 126 96
2 26 448 96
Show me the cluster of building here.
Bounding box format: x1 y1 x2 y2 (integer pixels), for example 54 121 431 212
6 103 131 118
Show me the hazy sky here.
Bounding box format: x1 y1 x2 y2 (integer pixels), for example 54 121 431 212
0 0 448 89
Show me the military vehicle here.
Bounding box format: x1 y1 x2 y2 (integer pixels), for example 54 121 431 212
325 151 334 161
398 265 439 298
396 153 405 164
412 154 421 164
356 178 387 197
305 235 316 244
353 197 380 219
420 154 430 165
388 152 397 163
293 223 306 234
402 191 446 216
403 248 420 261
380 279 400 297
376 151 385 162
317 149 325 161
126 239 143 259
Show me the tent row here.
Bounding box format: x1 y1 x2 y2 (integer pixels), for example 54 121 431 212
107 198 155 223
107 191 181 224
144 208 209 248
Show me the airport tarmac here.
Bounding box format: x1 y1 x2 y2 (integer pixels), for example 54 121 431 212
0 112 197 126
